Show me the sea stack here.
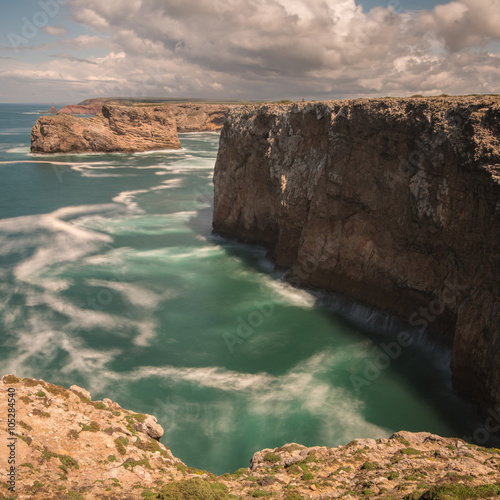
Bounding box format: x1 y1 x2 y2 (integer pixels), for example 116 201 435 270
31 105 181 153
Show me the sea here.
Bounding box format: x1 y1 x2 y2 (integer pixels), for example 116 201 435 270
0 103 493 474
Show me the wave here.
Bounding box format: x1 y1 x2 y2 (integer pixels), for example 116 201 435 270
84 350 390 444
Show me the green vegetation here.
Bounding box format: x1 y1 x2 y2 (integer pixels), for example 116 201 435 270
3 375 20 384
35 391 46 398
155 479 234 499
23 378 40 387
401 448 421 455
95 402 107 410
32 408 50 418
114 436 129 455
80 420 100 432
122 457 151 470
251 490 268 498
284 493 306 500
67 429 79 440
232 468 247 478
108 455 117 462
388 471 399 480
263 452 281 463
426 483 500 499
18 421 32 431
67 491 84 500
301 471 314 480
286 465 302 475
362 461 378 470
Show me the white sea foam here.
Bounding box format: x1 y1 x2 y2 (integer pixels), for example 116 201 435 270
5 146 30 153
0 205 118 290
112 189 149 211
264 279 317 309
94 349 389 443
85 279 178 309
150 178 183 190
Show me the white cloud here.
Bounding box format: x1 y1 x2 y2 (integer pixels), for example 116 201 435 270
1 0 499 101
43 25 68 37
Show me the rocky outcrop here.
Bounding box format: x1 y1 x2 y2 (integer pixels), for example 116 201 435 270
169 103 231 132
55 98 233 131
58 104 103 115
31 105 181 153
212 96 500 419
2 374 500 499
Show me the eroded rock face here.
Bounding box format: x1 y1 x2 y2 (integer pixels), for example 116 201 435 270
213 96 500 418
31 105 181 153
169 103 232 132
59 104 103 115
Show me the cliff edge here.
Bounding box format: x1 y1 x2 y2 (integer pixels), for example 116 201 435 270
212 96 500 420
2 374 500 499
31 105 181 153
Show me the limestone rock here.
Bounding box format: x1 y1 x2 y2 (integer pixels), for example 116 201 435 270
213 96 500 420
69 384 91 400
2 375 500 499
133 414 164 440
59 104 102 115
31 104 181 153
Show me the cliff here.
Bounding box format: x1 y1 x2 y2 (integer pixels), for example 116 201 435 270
58 104 104 115
31 105 181 153
2 374 500 499
169 103 231 132
33 102 235 153
53 98 232 130
212 96 500 420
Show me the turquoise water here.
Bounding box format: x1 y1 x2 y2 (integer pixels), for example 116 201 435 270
0 104 489 474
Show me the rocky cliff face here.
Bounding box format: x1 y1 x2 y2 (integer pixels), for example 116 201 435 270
2 374 500 499
52 98 232 130
213 96 500 420
31 105 181 153
169 103 231 132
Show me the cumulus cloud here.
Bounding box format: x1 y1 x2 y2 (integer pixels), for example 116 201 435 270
420 0 500 52
43 25 67 37
1 0 499 101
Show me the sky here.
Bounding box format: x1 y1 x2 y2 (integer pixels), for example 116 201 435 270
0 0 499 103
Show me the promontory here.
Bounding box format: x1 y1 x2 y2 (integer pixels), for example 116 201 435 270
212 95 500 423
32 101 236 153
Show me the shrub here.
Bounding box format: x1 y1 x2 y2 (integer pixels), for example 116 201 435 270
155 479 233 499
401 448 420 455
362 461 378 470
114 436 129 455
263 452 281 463
301 472 314 481
426 482 500 499
251 490 268 498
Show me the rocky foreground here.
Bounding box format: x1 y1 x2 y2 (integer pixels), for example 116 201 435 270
1 374 500 499
213 96 500 422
